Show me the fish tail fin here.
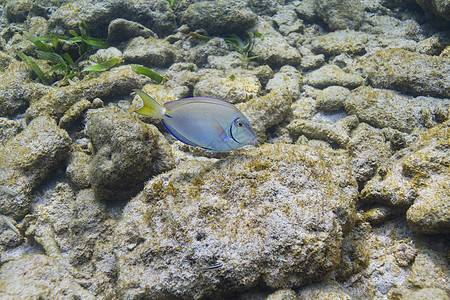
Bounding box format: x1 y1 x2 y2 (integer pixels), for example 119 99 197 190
133 89 166 118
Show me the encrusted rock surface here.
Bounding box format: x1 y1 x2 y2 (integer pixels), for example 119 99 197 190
114 143 358 299
0 116 71 219
86 107 174 201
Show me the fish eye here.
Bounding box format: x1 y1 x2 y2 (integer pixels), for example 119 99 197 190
235 119 245 127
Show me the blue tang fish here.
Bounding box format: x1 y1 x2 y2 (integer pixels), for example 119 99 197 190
134 89 256 152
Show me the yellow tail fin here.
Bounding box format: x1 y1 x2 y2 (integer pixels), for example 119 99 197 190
133 89 165 118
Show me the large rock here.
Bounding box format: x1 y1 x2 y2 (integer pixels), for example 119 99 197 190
358 48 450 98
298 219 449 299
315 0 364 31
345 86 449 133
49 0 176 38
25 66 141 123
404 121 450 234
181 0 257 35
0 116 71 219
123 37 175 67
0 254 95 299
20 183 119 297
193 72 262 104
361 120 450 234
0 58 48 117
416 0 450 21
238 66 301 141
305 65 364 89
347 123 392 182
309 30 368 57
250 19 302 68
86 107 174 201
114 143 358 299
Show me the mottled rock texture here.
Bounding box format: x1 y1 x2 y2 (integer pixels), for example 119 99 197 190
0 116 71 219
114 143 358 299
181 0 257 35
358 49 450 98
86 107 174 201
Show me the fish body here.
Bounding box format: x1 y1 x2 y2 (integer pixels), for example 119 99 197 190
134 89 256 152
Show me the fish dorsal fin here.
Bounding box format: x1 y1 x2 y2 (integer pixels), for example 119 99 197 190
163 97 235 111
134 89 166 118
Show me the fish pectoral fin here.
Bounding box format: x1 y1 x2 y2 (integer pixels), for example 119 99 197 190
214 121 231 142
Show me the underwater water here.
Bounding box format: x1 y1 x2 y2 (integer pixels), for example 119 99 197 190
0 0 449 299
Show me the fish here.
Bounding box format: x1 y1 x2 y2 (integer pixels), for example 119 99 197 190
133 89 256 152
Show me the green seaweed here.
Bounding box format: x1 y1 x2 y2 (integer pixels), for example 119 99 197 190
131 65 165 84
224 32 261 61
82 58 122 72
17 20 112 84
167 0 178 8
15 50 48 84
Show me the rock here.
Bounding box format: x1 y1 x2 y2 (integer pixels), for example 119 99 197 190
357 48 450 98
291 96 318 120
108 18 156 44
187 37 230 67
397 249 450 297
309 30 368 57
394 243 418 267
293 0 317 22
298 46 325 70
25 66 141 123
250 19 302 68
361 14 423 40
207 52 246 70
416 0 450 21
49 0 176 38
403 288 449 300
238 67 301 140
361 121 450 232
24 16 50 38
403 121 450 234
20 183 119 298
266 289 299 300
0 254 95 299
0 116 71 219
305 65 364 89
0 118 22 146
416 35 446 56
66 149 92 189
123 37 175 67
344 86 450 133
0 59 48 117
347 123 391 182
181 0 257 35
4 0 53 22
266 65 302 99
315 0 364 31
287 115 358 148
194 73 261 104
249 0 285 16
114 143 358 299
86 106 174 201
272 6 305 36
316 86 350 112
59 99 92 129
